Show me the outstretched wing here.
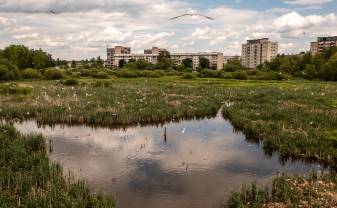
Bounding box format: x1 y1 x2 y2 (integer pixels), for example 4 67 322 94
170 14 190 20
195 14 214 20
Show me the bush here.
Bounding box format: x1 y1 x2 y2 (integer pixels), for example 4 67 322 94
255 71 290 81
80 69 92 77
71 72 81 78
93 72 109 79
0 83 31 95
44 68 64 80
232 71 248 80
224 64 242 72
138 70 161 78
0 63 21 81
116 70 138 78
22 68 42 79
63 79 79 86
182 73 196 79
319 60 337 81
303 64 317 80
220 72 233 79
200 69 221 78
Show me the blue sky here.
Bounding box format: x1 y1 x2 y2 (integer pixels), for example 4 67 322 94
0 0 337 59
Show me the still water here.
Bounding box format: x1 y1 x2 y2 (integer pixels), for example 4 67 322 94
14 111 322 208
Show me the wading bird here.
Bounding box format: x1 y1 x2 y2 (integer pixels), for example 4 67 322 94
170 13 214 21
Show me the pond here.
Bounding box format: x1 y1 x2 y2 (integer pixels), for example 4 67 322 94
14 110 323 208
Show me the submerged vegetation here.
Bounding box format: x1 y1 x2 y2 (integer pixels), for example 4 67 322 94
0 124 114 207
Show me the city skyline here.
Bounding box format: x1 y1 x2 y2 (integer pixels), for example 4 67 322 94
0 0 337 60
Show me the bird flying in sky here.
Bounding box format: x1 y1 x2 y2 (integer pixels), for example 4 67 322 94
170 13 214 21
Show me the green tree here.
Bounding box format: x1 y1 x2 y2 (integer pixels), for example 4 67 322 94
319 59 337 81
303 64 317 80
199 57 210 69
320 46 337 61
136 59 149 70
157 50 171 63
31 49 50 69
119 59 126 68
3 45 31 69
182 58 193 68
71 60 77 68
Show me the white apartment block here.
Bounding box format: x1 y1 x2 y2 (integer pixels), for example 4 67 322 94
310 36 337 55
241 38 278 69
171 52 224 70
224 55 241 64
106 46 224 70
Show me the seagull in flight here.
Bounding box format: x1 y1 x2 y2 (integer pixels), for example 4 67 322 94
170 13 214 21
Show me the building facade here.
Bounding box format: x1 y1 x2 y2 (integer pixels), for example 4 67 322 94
144 47 167 55
310 36 337 55
106 46 224 70
224 55 241 64
241 38 278 68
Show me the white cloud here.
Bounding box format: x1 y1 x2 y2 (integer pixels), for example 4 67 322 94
284 0 333 6
273 11 337 37
0 1 337 59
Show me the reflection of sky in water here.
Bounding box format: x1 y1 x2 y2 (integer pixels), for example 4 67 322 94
14 113 322 208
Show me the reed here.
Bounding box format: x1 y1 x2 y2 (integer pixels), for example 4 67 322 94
0 124 114 207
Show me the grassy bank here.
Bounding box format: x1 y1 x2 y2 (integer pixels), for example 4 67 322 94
0 124 114 207
0 78 337 168
227 173 337 207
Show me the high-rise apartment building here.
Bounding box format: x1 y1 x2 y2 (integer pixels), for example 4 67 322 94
106 46 224 70
144 47 167 55
241 38 278 68
310 36 337 55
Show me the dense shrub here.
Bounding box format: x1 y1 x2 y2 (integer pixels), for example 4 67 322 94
44 68 64 80
319 59 337 81
138 70 161 78
182 73 196 79
303 64 317 80
116 70 138 78
63 79 79 86
93 72 109 79
0 65 21 81
0 83 31 95
200 69 221 78
224 64 242 72
71 72 81 78
232 71 248 80
256 71 291 81
80 69 92 77
220 73 233 79
22 68 42 79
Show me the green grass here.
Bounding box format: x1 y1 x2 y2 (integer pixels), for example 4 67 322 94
1 77 337 206
227 173 337 207
0 78 337 168
0 124 114 207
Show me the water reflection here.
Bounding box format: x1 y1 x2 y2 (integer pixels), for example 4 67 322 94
14 112 322 208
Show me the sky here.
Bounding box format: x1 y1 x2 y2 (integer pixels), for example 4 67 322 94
0 0 337 60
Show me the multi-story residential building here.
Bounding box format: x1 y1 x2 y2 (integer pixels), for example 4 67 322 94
144 47 167 55
241 38 278 68
224 55 241 64
310 36 337 55
171 52 224 70
106 46 224 70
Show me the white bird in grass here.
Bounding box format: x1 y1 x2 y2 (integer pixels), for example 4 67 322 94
170 13 214 21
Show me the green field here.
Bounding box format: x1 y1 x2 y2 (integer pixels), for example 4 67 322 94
1 77 337 207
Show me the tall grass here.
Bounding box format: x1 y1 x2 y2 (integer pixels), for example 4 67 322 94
0 78 337 168
0 124 114 207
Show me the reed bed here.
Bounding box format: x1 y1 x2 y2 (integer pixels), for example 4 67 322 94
0 124 114 207
0 78 336 168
